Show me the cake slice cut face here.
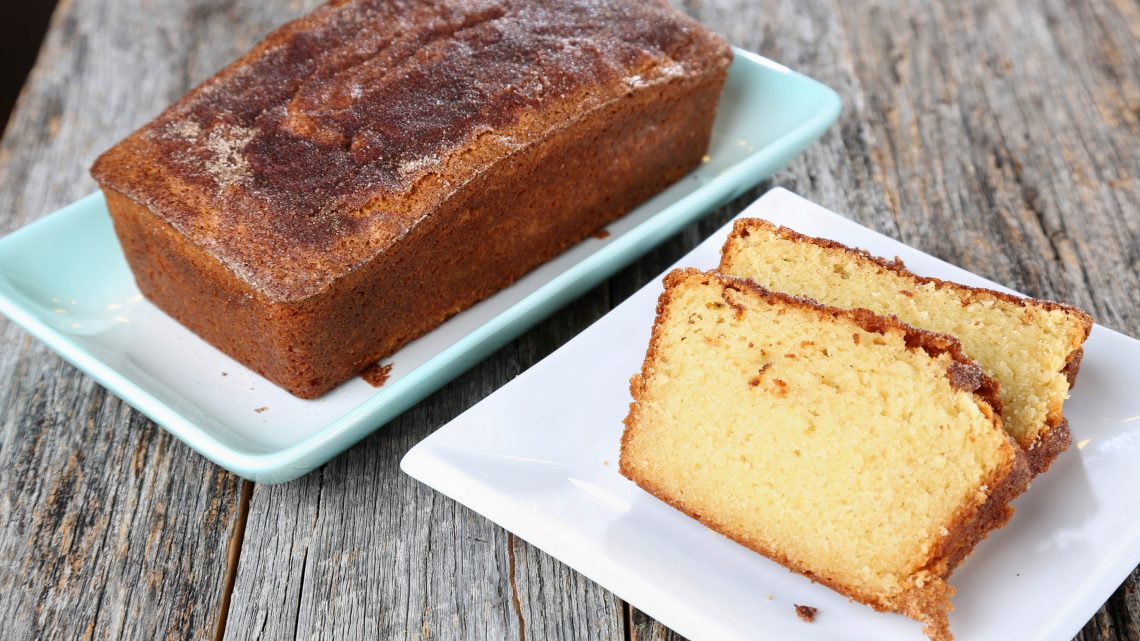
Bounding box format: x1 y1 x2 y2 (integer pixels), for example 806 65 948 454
719 219 1092 473
619 270 1030 641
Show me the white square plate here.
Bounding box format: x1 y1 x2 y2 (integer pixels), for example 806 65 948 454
401 188 1140 641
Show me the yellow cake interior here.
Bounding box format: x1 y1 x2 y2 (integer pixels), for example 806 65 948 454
620 271 1021 632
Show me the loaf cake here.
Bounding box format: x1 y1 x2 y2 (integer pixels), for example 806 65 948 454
720 219 1093 473
619 269 1031 641
90 0 732 398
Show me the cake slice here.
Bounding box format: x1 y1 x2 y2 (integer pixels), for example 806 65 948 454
720 219 1093 473
620 269 1031 641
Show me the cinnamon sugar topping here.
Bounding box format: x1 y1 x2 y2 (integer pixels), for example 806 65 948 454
91 0 731 301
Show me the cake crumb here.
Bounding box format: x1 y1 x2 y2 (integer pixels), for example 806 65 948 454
766 593 774 601
794 604 817 623
254 406 268 414
361 362 394 388
748 363 773 387
221 371 228 377
772 378 788 396
603 460 609 466
592 228 611 240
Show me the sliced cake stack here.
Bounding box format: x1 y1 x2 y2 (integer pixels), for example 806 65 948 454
619 219 1092 641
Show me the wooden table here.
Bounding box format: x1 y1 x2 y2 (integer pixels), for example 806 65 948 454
1 1 1136 639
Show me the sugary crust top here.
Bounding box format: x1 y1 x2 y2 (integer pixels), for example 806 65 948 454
91 0 732 301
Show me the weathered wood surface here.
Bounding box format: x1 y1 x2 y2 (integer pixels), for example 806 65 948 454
0 0 1136 640
0 0 264 639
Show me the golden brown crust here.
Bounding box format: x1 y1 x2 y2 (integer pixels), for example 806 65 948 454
620 269 1032 641
1025 345 1085 474
92 0 733 302
359 362 393 388
721 217 1095 474
919 433 1030 574
1062 346 1085 389
1025 418 1072 474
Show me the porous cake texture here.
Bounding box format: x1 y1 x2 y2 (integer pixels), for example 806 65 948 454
720 219 1093 473
619 269 1031 641
91 0 732 398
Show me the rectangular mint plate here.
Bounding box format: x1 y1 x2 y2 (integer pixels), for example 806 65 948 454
0 50 841 483
401 188 1140 641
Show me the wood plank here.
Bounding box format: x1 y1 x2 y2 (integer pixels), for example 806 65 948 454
0 0 288 638
224 293 626 641
1 1 1136 641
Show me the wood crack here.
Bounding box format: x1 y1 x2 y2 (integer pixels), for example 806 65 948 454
622 601 632 641
291 472 323 641
212 479 253 641
507 532 526 641
83 397 120 639
86 573 109 640
291 546 309 641
420 491 435 638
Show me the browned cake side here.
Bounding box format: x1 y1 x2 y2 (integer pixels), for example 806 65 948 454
91 0 733 397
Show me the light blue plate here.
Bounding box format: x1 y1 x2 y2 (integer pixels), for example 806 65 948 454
0 50 840 482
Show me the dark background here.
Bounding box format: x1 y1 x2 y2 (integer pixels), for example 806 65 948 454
0 2 59 134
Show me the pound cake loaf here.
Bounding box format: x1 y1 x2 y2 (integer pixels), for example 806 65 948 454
620 269 1031 641
720 219 1093 473
90 0 732 398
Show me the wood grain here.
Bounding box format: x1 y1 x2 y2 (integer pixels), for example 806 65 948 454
224 291 626 641
0 0 266 639
0 0 1136 640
